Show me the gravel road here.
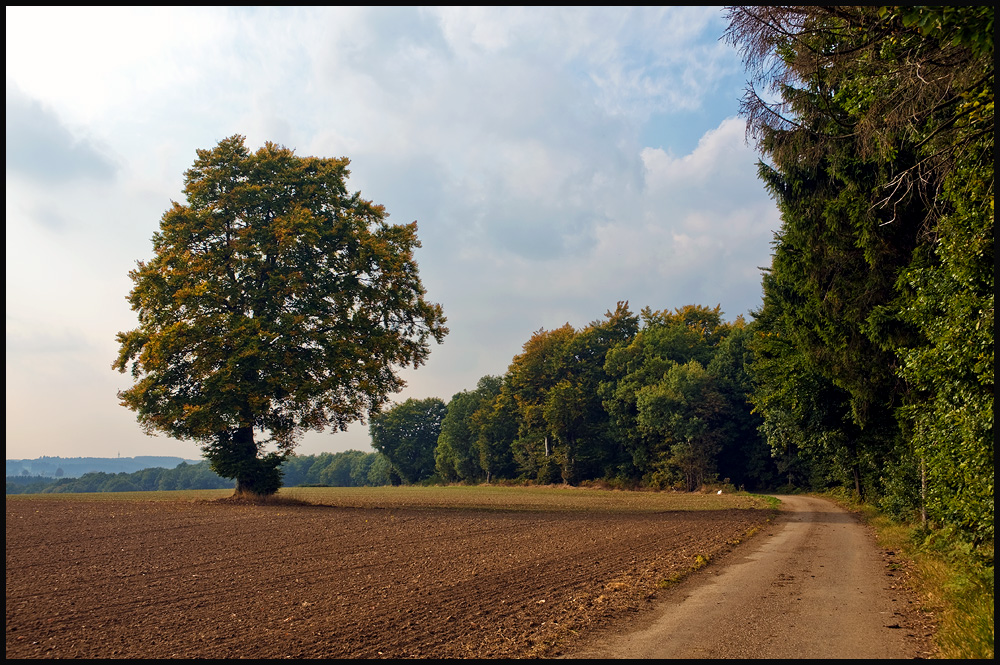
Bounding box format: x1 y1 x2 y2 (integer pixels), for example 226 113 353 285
568 494 932 659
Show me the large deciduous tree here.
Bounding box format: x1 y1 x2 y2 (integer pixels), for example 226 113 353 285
635 360 725 491
505 303 638 484
435 375 516 484
600 305 736 484
435 387 487 483
113 136 447 496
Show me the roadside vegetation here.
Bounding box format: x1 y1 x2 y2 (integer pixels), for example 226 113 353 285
906 530 993 660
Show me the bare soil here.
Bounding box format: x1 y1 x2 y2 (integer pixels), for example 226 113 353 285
6 495 773 658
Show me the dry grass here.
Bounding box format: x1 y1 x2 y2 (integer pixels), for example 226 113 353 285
274 484 774 513
4 485 774 515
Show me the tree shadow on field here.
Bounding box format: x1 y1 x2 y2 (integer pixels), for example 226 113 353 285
207 492 315 507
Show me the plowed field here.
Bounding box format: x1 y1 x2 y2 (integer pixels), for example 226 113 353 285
6 489 774 658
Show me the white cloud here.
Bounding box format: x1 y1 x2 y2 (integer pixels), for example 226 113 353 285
5 7 229 124
641 116 749 188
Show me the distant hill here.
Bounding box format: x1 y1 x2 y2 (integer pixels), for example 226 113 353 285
6 456 201 479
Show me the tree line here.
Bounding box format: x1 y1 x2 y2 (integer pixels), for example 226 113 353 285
5 452 392 494
6 461 234 494
372 303 777 492
726 6 992 546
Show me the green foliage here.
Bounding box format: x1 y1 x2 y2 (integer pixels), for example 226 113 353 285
600 305 763 488
431 302 778 491
888 5 994 58
113 135 447 495
280 451 335 486
706 326 776 490
470 379 518 483
365 453 392 486
915 526 995 658
278 450 388 487
5 461 235 494
892 158 994 544
435 388 484 482
370 397 447 484
434 375 515 483
202 426 285 495
502 303 639 484
635 361 724 491
505 324 574 481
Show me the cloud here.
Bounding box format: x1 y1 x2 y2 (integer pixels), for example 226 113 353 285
303 7 734 266
431 7 735 121
497 115 778 319
5 83 118 185
5 7 230 122
641 116 753 193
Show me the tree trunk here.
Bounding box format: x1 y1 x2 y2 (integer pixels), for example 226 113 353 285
233 425 257 495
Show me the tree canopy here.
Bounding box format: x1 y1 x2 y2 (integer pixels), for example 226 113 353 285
113 135 447 495
424 301 771 491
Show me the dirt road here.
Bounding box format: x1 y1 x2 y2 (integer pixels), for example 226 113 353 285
568 495 931 659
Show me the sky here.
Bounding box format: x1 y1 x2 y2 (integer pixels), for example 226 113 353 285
5 6 780 461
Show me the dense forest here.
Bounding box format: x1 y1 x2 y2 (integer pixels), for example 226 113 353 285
372 303 773 491
730 6 992 546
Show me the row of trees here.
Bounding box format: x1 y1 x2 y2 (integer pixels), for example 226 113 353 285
6 452 394 494
725 6 993 544
279 450 390 487
5 461 234 494
372 303 779 492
